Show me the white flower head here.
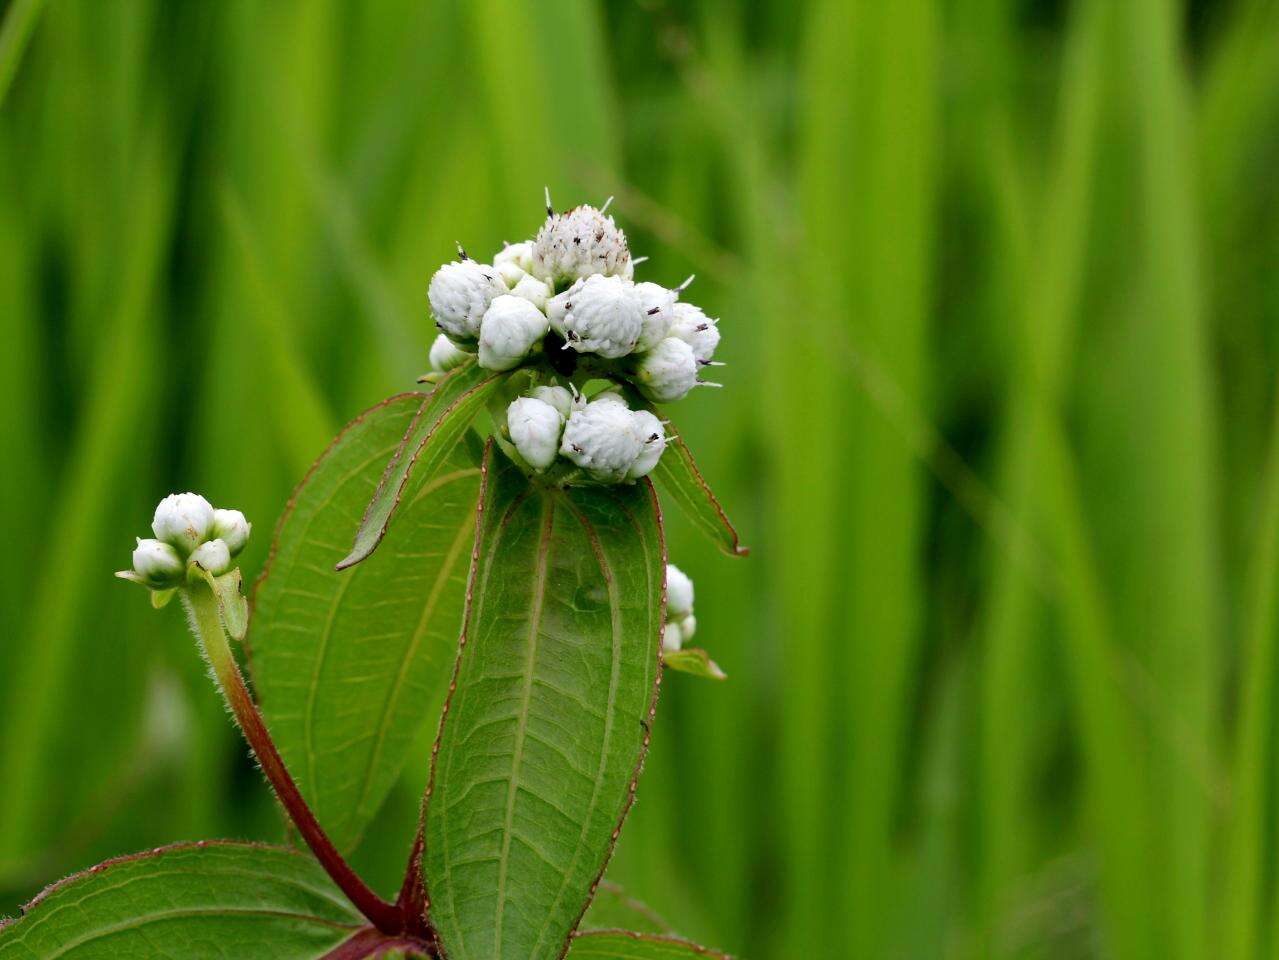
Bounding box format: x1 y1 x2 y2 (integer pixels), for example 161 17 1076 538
533 203 630 285
669 301 720 363
625 409 667 480
495 240 535 274
662 621 684 654
211 508 252 557
633 337 700 403
547 274 644 359
560 397 644 482
666 563 694 619
428 333 471 373
477 295 550 371
634 281 676 352
132 538 184 585
529 384 574 419
152 492 215 555
189 539 231 577
428 259 507 341
510 273 552 311
507 396 564 471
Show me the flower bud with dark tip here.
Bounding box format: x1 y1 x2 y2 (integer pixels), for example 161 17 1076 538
547 274 644 359
428 260 507 341
633 337 699 403
669 301 721 363
625 410 667 480
477 295 550 371
507 396 564 471
633 281 676 352
560 397 644 482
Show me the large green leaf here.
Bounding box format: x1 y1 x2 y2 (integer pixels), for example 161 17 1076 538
251 393 481 853
337 361 505 570
650 427 747 558
0 841 361 958
422 447 665 960
568 932 732 959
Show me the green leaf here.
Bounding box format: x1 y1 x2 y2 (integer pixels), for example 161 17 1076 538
337 361 505 570
251 393 481 853
568 931 732 959
580 882 673 935
662 648 727 681
650 428 747 558
0 841 362 958
422 446 665 960
200 568 249 642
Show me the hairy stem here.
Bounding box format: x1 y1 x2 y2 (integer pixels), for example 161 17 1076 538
181 583 402 934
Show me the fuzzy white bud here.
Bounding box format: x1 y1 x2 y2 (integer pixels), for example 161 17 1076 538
189 539 232 576
428 260 507 341
529 385 574 420
666 564 694 619
510 274 552 311
625 409 667 480
560 397 644 482
662 621 684 654
547 274 644 359
669 301 720 362
633 337 699 403
428 334 471 373
679 613 697 642
634 281 676 352
132 538 184 585
507 397 564 471
533 205 630 285
211 508 251 557
477 295 550 371
495 259 527 288
152 492 215 555
495 240 535 275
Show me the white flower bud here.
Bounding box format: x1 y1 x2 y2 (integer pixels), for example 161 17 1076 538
560 397 644 482
662 621 684 654
211 508 252 557
547 274 644 359
669 301 720 362
510 273 552 311
507 397 564 471
633 281 676 352
530 385 574 419
625 410 667 480
494 240 535 274
532 204 630 285
590 389 628 408
666 563 694 619
428 333 471 373
152 492 215 554
477 295 550 371
633 337 699 403
428 260 507 341
495 259 527 288
679 613 697 642
132 538 184 585
189 538 232 576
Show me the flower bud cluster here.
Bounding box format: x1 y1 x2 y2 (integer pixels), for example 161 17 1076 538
425 193 722 403
662 563 697 653
123 493 251 589
504 386 667 484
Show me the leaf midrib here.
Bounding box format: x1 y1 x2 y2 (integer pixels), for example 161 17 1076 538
493 492 556 957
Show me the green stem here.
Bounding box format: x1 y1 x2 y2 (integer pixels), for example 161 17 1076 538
181 583 403 935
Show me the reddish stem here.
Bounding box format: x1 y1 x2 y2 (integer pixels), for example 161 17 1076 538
184 587 402 935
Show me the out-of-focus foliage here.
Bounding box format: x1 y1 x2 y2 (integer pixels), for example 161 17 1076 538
1 1 1277 957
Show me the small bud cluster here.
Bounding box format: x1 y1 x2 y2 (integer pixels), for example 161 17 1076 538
122 493 251 589
504 386 667 484
662 564 697 653
425 192 722 404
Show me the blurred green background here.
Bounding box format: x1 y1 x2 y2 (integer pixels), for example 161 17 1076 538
1 0 1278 957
